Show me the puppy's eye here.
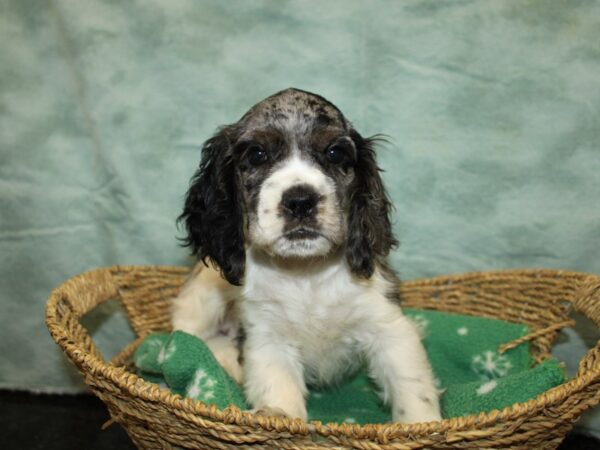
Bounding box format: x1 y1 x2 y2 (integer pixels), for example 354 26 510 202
246 145 268 166
325 145 347 164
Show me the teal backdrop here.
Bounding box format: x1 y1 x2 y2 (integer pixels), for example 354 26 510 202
1 0 599 435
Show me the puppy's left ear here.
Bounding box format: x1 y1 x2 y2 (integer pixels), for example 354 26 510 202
346 130 398 278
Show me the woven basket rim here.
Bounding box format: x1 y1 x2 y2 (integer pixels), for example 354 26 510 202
46 265 600 442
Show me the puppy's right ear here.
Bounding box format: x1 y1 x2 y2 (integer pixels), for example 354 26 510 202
178 126 245 285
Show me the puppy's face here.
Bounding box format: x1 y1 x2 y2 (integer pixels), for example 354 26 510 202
233 91 355 258
180 88 396 285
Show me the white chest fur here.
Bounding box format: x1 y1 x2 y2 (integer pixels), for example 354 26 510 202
241 248 391 386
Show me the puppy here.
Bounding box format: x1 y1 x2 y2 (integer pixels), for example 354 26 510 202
172 88 441 423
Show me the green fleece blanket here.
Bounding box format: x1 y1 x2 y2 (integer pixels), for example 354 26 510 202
134 309 564 423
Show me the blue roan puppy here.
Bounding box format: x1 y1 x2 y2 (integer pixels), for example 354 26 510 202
171 88 441 423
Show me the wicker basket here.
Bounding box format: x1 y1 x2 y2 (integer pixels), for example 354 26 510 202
45 265 600 449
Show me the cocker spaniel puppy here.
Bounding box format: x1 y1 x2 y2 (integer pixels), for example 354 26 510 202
172 88 441 423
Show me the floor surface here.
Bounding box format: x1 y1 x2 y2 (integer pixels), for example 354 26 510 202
1 390 598 449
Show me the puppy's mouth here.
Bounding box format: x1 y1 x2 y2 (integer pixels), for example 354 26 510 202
271 227 334 258
284 227 321 241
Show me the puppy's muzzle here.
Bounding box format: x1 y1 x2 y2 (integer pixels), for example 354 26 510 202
281 184 319 220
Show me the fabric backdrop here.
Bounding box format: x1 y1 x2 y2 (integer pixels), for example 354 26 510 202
1 0 599 434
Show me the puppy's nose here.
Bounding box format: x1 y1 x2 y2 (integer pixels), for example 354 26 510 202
282 185 319 219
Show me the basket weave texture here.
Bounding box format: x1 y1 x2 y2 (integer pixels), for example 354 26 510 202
46 265 600 449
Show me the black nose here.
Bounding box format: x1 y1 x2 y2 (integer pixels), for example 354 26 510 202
281 185 319 219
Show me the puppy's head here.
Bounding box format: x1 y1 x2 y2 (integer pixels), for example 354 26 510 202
179 88 397 285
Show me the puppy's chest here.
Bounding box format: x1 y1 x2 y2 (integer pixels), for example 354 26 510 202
241 269 366 352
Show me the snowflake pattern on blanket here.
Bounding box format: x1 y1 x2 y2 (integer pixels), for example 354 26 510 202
186 369 217 402
471 351 513 380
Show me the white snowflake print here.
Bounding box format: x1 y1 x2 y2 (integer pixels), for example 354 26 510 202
410 315 429 337
134 338 164 368
471 350 512 380
186 369 216 403
457 327 469 336
476 380 498 396
157 340 177 364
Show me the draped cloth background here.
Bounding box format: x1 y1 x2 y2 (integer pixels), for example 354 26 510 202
1 0 599 434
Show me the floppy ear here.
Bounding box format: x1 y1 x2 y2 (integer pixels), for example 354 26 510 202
178 126 245 285
346 130 399 278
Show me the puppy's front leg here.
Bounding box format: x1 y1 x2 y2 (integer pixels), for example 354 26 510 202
172 263 243 382
363 302 441 423
243 336 307 420
172 263 234 337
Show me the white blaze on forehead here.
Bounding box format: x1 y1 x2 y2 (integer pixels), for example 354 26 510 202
267 156 330 193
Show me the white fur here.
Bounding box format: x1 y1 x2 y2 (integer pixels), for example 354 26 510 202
172 250 441 423
249 156 345 258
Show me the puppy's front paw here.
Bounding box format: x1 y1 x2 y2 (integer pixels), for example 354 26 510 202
393 394 442 423
249 406 292 418
394 408 442 424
